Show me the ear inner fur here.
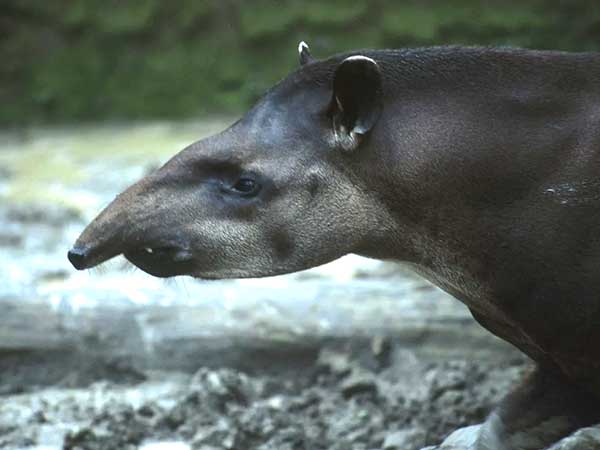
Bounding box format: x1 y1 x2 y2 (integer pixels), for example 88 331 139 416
330 55 383 151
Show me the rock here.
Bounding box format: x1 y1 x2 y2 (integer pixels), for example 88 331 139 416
440 424 481 448
189 368 254 406
140 442 192 450
424 423 600 450
421 424 482 450
256 426 306 450
192 420 235 449
340 370 379 398
427 364 468 398
370 335 393 369
547 425 600 450
383 428 426 450
317 339 392 375
317 348 353 376
264 394 289 410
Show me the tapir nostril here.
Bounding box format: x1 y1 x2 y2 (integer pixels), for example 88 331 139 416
68 247 89 270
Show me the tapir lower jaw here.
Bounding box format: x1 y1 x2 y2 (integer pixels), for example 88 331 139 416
123 246 196 278
68 238 197 277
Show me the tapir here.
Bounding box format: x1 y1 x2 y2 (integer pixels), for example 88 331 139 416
69 43 600 449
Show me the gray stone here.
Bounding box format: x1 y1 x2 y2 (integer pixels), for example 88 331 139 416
440 425 481 448
420 424 481 450
383 428 426 450
192 421 236 449
317 348 353 375
340 370 378 398
547 426 600 450
424 423 600 450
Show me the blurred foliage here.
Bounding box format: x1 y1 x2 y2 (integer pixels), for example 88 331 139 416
3 0 600 124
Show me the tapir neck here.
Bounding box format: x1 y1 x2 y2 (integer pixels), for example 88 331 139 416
356 47 600 302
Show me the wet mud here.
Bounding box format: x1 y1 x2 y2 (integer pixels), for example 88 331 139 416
0 340 527 450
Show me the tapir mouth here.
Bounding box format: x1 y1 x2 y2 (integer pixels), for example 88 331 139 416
68 242 196 278
123 246 195 278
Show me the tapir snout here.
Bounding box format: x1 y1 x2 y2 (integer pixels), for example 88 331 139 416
69 174 196 277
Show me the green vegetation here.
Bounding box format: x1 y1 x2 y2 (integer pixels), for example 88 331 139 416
3 0 600 124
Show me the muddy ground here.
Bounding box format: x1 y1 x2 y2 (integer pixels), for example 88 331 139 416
0 339 528 450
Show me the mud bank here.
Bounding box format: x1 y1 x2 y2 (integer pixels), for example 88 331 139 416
0 339 528 450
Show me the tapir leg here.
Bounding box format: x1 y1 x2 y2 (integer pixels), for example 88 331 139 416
474 366 600 450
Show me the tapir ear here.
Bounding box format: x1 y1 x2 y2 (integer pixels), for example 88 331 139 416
298 41 314 66
330 55 383 152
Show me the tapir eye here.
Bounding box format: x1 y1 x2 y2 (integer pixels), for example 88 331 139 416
231 177 261 196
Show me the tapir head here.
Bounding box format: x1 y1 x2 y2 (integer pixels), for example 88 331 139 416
68 43 393 278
